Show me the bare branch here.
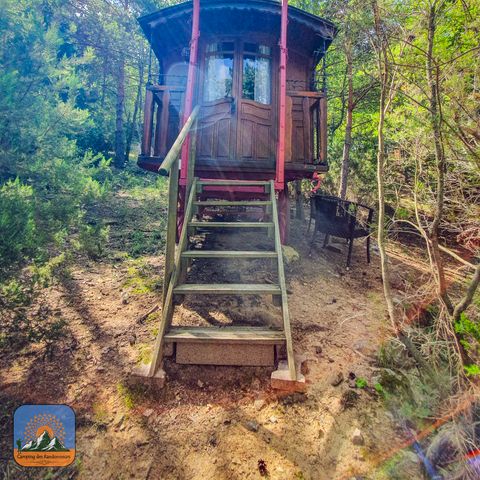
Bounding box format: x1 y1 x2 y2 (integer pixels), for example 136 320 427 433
453 265 480 321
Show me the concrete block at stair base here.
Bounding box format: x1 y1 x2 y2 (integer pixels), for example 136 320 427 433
176 342 275 366
129 364 166 389
271 356 307 392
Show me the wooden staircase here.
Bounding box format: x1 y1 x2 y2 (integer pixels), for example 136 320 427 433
147 178 297 384
132 107 303 390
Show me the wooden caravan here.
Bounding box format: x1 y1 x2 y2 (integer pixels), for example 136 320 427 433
138 0 336 184
134 0 337 390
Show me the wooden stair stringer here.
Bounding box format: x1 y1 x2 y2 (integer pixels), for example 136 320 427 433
147 177 198 377
269 180 297 382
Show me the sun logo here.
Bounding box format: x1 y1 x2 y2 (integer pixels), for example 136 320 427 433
23 414 66 447
14 405 75 467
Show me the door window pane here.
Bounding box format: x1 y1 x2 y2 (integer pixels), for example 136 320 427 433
242 54 271 105
204 53 234 101
258 45 271 55
244 43 271 55
206 42 234 53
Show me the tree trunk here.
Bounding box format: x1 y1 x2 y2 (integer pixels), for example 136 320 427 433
339 41 353 200
372 1 397 333
371 0 441 378
425 4 453 315
125 59 144 164
424 4 479 367
101 62 107 107
114 57 126 169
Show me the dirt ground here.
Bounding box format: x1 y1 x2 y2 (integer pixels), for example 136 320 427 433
0 189 427 480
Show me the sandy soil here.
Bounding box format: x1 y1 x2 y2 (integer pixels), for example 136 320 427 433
0 196 425 480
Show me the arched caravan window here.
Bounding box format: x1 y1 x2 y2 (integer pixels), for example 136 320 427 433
203 41 272 105
203 42 234 101
242 43 271 105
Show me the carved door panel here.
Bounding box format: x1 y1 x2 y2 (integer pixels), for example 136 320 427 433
236 43 275 163
197 98 236 162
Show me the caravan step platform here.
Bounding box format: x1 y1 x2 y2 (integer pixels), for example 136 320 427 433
194 200 271 206
197 180 270 187
189 221 273 228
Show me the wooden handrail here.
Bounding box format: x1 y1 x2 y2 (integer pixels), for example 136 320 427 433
158 105 200 176
160 104 199 311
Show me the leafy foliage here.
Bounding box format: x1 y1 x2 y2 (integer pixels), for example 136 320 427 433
0 0 115 276
355 377 368 389
0 0 162 360
455 312 480 376
0 179 36 264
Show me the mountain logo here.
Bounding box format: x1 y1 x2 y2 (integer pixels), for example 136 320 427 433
14 405 75 467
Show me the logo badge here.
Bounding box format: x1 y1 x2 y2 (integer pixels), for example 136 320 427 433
14 405 75 467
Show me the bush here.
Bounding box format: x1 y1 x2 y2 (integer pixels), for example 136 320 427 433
76 223 110 259
0 179 36 267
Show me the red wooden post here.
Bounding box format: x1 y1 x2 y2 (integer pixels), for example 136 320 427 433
275 0 288 190
180 0 200 184
278 185 289 244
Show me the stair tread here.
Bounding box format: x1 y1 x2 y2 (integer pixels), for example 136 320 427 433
182 250 277 258
164 326 285 344
189 221 274 228
194 200 271 206
198 180 269 186
174 283 281 294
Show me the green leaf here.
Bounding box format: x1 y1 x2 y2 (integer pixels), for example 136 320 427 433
356 377 368 389
464 365 480 377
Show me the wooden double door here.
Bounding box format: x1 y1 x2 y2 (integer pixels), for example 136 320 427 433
197 38 277 167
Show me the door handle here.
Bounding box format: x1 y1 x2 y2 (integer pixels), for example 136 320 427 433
230 97 236 114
